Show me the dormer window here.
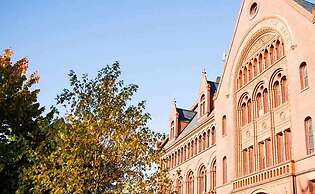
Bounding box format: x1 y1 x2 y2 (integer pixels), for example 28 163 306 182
200 94 206 116
170 121 175 139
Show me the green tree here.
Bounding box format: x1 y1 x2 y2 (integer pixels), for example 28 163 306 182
25 62 171 193
0 49 53 193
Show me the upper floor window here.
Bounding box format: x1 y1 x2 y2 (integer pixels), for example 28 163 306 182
305 117 314 155
300 62 309 90
273 81 281 108
200 94 206 116
198 166 207 194
263 89 269 113
222 115 227 136
170 121 175 139
223 156 227 184
211 127 216 145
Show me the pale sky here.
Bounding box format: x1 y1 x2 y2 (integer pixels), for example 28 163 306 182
1 0 314 134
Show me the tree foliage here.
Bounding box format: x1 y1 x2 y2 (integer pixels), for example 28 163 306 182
24 62 171 193
0 49 53 193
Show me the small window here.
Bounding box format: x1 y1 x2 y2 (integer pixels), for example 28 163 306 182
300 62 309 90
223 157 227 184
305 117 314 154
222 115 227 136
250 2 258 17
200 94 206 116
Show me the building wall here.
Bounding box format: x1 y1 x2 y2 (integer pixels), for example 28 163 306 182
162 0 315 193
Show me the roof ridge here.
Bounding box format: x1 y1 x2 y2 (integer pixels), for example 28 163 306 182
293 0 315 13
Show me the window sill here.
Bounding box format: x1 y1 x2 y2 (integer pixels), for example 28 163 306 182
300 86 310 93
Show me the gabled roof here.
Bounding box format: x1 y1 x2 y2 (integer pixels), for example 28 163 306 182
294 0 315 13
207 80 218 95
176 108 196 122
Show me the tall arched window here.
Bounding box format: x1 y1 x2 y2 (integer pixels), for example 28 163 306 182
256 93 263 117
241 103 247 126
253 58 258 76
263 89 269 113
244 67 248 85
203 132 206 151
223 157 227 184
177 179 183 194
264 49 269 68
187 171 194 194
198 166 207 194
210 160 216 192
300 62 309 90
259 54 263 72
242 149 248 176
305 117 314 155
270 45 275 64
247 100 252 123
273 81 280 108
222 115 227 136
276 40 283 59
239 70 243 88
211 127 216 145
191 140 194 157
281 77 288 103
200 94 206 116
249 63 253 81
187 142 191 159
170 121 175 139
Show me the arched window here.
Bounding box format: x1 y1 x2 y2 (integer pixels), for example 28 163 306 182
170 121 175 139
198 135 202 153
241 103 247 126
244 67 248 85
210 160 216 192
222 115 227 136
178 179 183 194
263 89 269 113
187 142 191 159
203 132 206 151
275 40 283 59
239 70 243 88
207 129 210 148
270 45 275 64
184 145 187 161
187 171 194 194
249 62 253 81
264 49 269 68
198 166 207 194
305 117 314 155
223 157 227 184
281 77 288 103
211 127 216 145
300 62 309 90
242 148 248 176
200 94 206 116
273 81 280 108
191 140 194 157
256 93 263 117
247 100 252 123
259 54 263 72
253 58 258 76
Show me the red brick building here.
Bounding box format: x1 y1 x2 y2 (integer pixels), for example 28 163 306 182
160 0 315 193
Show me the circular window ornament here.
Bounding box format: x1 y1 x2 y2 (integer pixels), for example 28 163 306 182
249 2 259 18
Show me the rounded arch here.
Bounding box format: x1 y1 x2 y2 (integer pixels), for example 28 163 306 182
250 188 269 194
268 68 284 89
229 16 293 94
251 81 265 100
238 92 250 107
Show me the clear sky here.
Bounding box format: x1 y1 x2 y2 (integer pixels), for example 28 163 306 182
1 0 314 134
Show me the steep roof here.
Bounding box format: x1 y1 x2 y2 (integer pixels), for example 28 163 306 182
294 0 315 13
176 108 196 122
